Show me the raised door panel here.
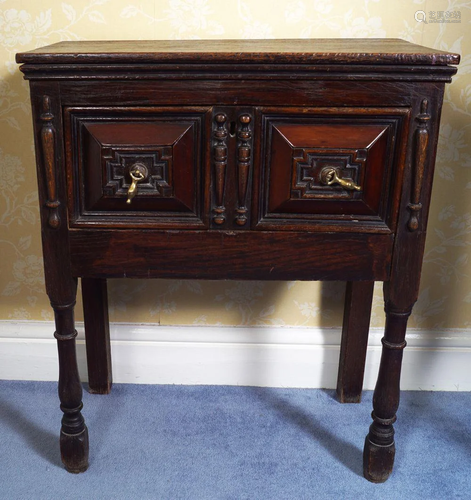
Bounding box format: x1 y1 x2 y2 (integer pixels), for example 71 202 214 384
64 107 210 228
256 107 410 233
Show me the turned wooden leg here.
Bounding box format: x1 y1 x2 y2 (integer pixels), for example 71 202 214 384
363 284 411 483
52 281 89 473
31 88 91 473
82 278 112 394
337 280 374 403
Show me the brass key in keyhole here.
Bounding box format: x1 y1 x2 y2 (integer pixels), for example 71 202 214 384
320 167 361 191
126 163 148 204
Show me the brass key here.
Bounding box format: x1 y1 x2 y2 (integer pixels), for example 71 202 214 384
126 164 147 204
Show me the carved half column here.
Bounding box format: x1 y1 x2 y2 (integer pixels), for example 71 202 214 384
40 95 61 229
212 112 228 225
408 99 430 231
235 113 252 226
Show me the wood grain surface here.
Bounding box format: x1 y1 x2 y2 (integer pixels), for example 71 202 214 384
16 38 460 65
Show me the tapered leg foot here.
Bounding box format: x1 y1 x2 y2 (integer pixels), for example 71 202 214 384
60 426 89 473
363 296 409 482
363 431 395 483
52 285 90 474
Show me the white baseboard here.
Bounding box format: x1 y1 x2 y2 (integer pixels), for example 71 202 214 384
0 321 470 391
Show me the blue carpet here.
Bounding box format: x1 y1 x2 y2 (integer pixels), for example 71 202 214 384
0 381 470 499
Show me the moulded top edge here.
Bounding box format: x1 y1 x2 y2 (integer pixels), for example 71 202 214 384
16 39 460 67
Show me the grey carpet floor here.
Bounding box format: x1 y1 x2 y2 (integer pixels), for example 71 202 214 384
1 380 470 499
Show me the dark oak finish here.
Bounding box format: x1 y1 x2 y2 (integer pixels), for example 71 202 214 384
81 278 112 394
68 230 393 280
407 99 430 231
16 39 459 65
212 112 228 225
64 106 207 228
257 106 408 232
235 114 252 226
29 81 88 473
17 39 458 482
40 96 61 229
337 281 375 403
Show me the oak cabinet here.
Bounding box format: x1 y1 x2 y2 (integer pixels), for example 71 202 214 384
17 38 459 483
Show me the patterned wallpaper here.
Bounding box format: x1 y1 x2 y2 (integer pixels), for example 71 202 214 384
0 0 469 329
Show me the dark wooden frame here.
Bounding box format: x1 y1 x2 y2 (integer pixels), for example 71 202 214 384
17 39 458 482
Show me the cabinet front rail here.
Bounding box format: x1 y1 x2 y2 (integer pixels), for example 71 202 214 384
69 229 393 281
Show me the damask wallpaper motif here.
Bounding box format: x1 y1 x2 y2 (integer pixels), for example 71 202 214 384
0 0 469 329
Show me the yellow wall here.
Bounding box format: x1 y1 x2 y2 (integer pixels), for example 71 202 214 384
0 1 469 328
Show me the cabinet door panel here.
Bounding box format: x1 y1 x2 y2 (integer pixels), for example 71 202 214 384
65 107 210 228
256 107 410 233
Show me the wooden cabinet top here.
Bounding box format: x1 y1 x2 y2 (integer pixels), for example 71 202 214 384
16 38 459 66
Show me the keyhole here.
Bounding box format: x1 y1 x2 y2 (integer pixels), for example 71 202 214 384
229 121 236 137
